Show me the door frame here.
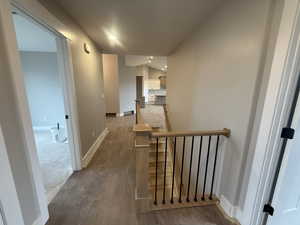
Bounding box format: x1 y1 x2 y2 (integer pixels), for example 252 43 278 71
1 0 83 223
11 3 82 172
55 35 82 171
265 68 300 225
242 1 300 225
0 124 25 225
136 75 144 101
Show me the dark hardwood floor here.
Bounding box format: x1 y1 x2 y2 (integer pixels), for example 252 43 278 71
46 115 234 225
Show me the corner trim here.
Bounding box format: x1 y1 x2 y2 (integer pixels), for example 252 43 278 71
218 195 242 225
32 214 48 225
82 128 109 168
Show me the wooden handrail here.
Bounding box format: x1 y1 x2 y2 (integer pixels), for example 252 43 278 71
151 128 230 137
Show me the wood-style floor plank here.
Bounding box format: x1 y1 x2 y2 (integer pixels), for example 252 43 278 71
46 115 234 225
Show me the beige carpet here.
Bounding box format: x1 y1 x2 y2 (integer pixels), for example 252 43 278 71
34 130 72 202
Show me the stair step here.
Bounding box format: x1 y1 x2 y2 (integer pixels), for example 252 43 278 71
151 139 166 144
149 187 178 199
149 184 173 190
149 161 173 169
149 151 173 158
148 166 172 174
149 177 173 186
149 171 173 178
149 148 169 153
149 155 172 164
150 195 219 211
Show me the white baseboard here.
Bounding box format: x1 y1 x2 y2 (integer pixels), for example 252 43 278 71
218 195 242 225
82 128 109 168
32 217 41 225
32 213 48 225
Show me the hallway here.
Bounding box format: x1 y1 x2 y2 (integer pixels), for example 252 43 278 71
46 116 234 225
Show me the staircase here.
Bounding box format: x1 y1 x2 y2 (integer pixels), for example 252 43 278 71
137 103 179 204
134 101 230 212
148 140 179 203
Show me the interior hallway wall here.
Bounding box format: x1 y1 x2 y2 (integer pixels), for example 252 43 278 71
20 51 66 128
0 3 39 224
102 54 120 114
36 0 106 157
166 0 273 209
118 55 138 113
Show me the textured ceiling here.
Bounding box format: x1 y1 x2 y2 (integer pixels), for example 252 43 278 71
53 0 223 55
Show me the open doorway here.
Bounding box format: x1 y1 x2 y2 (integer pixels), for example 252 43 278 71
12 9 75 203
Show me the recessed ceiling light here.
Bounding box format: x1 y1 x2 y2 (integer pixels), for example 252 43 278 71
104 29 121 46
148 60 152 63
165 65 168 69
149 56 154 60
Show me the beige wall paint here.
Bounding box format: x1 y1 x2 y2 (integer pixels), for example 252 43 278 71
0 1 47 224
0 18 39 225
167 0 273 208
0 0 106 223
103 55 139 114
118 55 139 113
103 54 120 114
36 0 106 157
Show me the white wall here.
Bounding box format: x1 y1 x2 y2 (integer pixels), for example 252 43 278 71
167 0 273 210
20 51 66 128
118 55 138 113
0 4 39 223
103 54 120 114
103 55 140 114
37 0 106 157
0 0 107 224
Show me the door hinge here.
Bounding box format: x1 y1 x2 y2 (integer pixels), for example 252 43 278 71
263 204 274 216
281 127 295 139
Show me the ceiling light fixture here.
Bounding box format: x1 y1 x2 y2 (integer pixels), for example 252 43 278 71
104 29 121 46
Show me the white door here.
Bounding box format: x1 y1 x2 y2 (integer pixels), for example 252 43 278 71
0 126 25 225
267 91 300 225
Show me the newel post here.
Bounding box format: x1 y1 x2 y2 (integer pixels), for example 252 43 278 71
133 123 152 213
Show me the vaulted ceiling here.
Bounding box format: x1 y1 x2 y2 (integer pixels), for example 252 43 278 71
53 0 223 55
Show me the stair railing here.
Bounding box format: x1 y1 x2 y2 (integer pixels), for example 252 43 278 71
133 103 231 211
151 129 230 206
